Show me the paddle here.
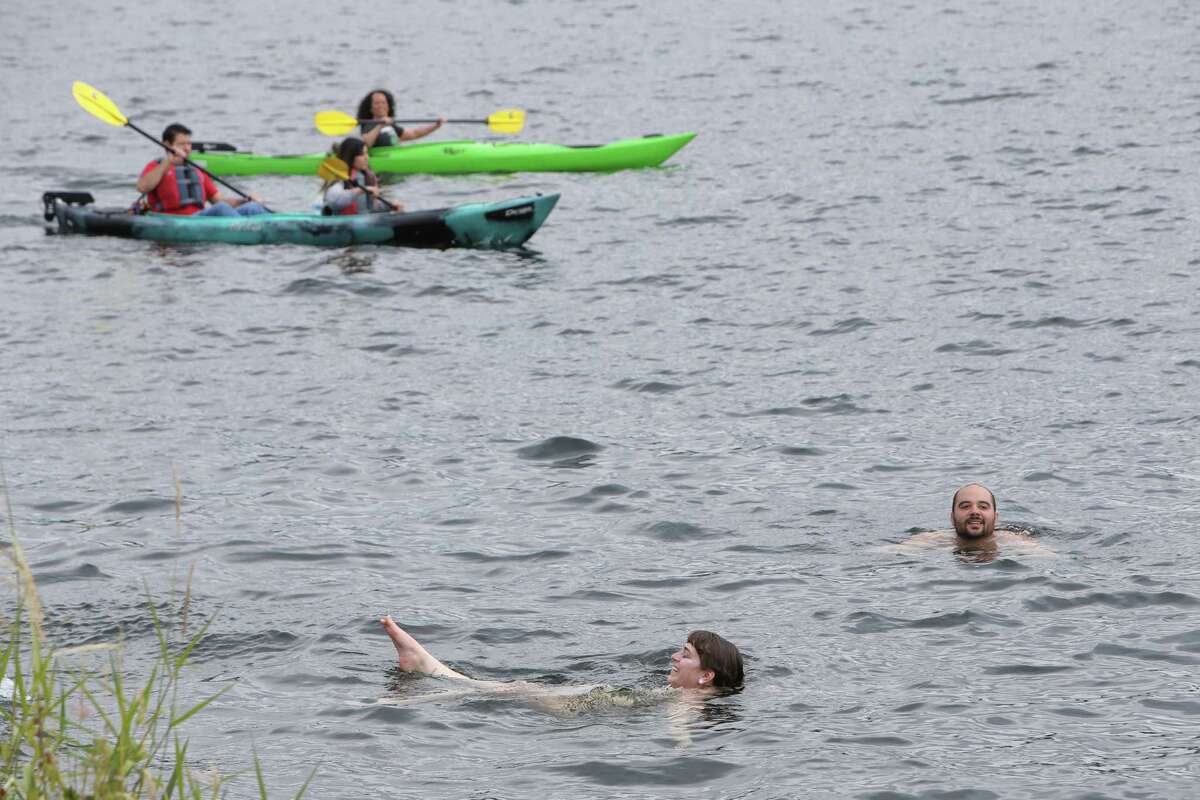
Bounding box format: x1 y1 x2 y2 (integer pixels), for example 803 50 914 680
313 108 525 137
72 81 273 213
317 156 403 213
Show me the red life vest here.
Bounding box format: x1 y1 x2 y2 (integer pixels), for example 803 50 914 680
141 162 214 215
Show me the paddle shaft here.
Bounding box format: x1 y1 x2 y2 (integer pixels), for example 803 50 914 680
352 177 401 213
127 119 272 212
361 117 485 125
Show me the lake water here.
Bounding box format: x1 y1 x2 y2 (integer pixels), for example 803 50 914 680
3 0 1200 798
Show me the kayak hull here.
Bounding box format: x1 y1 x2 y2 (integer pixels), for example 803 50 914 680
192 133 696 176
44 193 559 249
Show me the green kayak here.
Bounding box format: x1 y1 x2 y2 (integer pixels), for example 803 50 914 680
191 133 696 177
43 191 558 249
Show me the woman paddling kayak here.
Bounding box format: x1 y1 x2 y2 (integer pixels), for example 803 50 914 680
320 137 402 215
356 89 446 149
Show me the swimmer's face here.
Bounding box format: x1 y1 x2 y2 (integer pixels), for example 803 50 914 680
951 484 997 539
668 641 714 689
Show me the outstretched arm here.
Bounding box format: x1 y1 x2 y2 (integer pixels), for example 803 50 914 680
399 117 445 142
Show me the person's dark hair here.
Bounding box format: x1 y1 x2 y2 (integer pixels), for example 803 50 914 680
336 137 367 167
332 137 376 192
951 484 997 513
161 123 192 144
688 630 743 691
356 89 395 122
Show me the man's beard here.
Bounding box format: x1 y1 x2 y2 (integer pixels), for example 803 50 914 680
955 518 993 539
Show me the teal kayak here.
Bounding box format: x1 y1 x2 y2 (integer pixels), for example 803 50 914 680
42 191 558 249
190 133 696 177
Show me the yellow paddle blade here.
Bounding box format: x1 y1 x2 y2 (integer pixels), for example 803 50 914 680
72 81 127 127
317 155 350 183
314 110 359 137
487 108 524 135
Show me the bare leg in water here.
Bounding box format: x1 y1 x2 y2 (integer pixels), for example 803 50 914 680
380 614 521 690
379 615 599 703
380 615 470 679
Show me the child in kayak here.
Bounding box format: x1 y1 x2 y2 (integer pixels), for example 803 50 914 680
320 138 403 215
356 89 446 148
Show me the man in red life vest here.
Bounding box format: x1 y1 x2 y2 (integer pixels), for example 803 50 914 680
136 123 267 216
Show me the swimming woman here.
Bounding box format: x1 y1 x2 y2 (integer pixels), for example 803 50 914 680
380 615 743 698
321 137 402 215
356 89 446 148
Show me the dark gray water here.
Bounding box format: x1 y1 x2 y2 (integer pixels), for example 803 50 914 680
3 1 1200 797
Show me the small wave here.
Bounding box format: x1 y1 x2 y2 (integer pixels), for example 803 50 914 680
621 576 698 589
637 520 725 543
810 317 876 336
655 215 746 227
1106 207 1165 218
934 91 1038 105
516 436 602 462
1024 591 1200 612
777 446 827 457
1048 706 1103 718
1006 316 1090 329
358 343 427 356
549 756 739 786
825 735 912 746
352 704 419 724
103 496 177 514
1021 471 1080 484
710 577 806 593
982 663 1074 676
554 483 637 507
445 549 571 563
188 629 300 661
1087 642 1199 665
224 547 350 563
547 589 630 602
281 277 392 296
611 378 685 394
1141 698 1200 716
34 563 107 584
935 340 1020 357
30 499 94 512
469 627 566 644
739 394 882 417
843 609 1020 634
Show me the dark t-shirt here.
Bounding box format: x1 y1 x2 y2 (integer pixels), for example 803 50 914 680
360 121 405 147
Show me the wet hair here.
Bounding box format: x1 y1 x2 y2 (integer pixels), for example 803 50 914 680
951 484 997 513
356 89 395 122
161 123 192 144
688 630 743 691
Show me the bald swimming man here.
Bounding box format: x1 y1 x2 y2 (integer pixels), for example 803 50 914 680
891 483 1055 560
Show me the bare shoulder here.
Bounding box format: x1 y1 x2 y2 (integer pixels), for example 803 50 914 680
995 529 1057 556
879 530 955 552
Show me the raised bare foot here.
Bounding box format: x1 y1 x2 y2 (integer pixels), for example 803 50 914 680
380 615 445 675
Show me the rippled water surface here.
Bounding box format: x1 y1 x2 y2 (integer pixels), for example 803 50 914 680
3 1 1200 798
